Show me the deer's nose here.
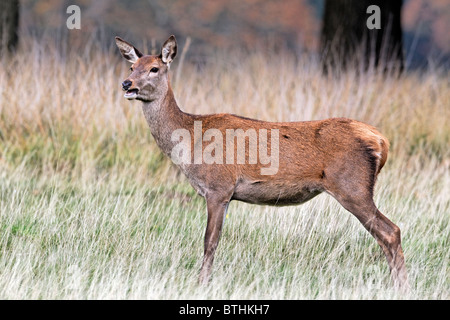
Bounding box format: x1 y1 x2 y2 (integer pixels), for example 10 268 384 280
122 80 132 91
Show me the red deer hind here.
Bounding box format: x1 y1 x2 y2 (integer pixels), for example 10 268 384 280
115 35 408 289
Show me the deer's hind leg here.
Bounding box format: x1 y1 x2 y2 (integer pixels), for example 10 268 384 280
332 192 408 289
323 154 408 289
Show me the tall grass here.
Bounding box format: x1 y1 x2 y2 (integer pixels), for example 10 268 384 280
0 35 448 299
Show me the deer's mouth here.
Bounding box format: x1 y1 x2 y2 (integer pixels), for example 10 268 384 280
124 88 139 99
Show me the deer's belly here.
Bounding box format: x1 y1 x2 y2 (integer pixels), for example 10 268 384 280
232 180 323 206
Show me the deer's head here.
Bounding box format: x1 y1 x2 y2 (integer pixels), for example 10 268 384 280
115 35 177 102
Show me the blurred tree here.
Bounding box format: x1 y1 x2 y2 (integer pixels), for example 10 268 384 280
320 0 403 73
0 0 19 54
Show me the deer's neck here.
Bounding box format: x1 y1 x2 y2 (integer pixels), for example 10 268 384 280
141 88 191 157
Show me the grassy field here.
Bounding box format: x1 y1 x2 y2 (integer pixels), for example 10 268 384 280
0 36 448 299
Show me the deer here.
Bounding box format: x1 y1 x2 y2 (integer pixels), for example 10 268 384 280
114 35 408 289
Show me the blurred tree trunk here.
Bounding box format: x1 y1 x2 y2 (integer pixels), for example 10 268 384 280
320 0 403 73
0 0 19 54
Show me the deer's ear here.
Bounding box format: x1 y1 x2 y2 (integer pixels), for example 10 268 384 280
115 36 143 63
160 35 177 67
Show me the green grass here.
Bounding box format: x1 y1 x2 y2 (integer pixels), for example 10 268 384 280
0 162 447 299
0 36 448 299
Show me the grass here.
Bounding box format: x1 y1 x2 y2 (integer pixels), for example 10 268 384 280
0 35 448 299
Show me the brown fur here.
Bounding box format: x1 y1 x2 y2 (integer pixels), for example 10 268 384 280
115 36 408 290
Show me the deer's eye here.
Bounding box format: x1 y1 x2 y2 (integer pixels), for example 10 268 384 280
130 67 133 72
150 67 159 73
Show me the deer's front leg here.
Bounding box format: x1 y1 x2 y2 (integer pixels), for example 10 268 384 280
199 195 230 285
